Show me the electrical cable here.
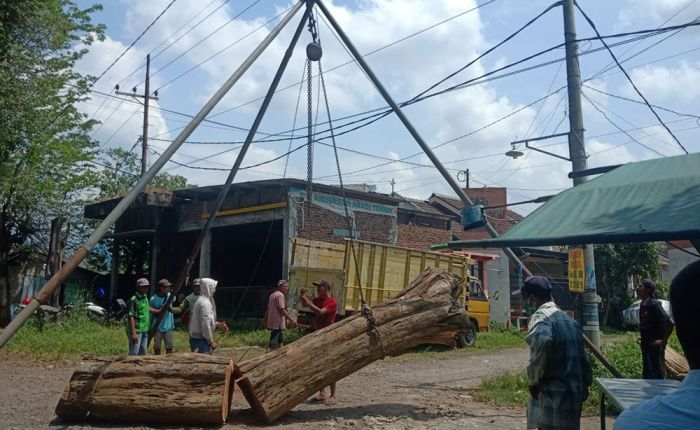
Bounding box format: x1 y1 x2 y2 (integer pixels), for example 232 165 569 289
582 85 700 120
139 0 263 86
576 3 689 154
581 91 667 156
666 241 700 258
117 0 225 87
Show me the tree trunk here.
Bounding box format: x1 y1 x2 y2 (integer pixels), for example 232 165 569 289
45 217 64 307
55 353 235 425
236 267 468 423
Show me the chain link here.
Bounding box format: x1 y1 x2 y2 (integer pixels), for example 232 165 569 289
305 59 314 213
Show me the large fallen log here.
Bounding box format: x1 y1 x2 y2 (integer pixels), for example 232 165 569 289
236 267 469 422
665 346 689 380
55 353 235 425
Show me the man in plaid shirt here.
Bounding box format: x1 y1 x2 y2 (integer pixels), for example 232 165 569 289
513 276 592 430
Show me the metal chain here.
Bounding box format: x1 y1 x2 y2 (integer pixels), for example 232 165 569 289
305 58 314 212
319 60 384 355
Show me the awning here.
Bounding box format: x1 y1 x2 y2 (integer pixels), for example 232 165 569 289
441 152 700 249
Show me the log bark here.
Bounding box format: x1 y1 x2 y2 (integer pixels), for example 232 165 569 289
236 267 468 422
665 346 689 380
55 353 235 425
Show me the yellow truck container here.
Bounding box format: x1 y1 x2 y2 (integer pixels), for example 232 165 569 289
288 238 490 346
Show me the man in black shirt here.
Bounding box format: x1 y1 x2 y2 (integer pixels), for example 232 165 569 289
637 279 674 379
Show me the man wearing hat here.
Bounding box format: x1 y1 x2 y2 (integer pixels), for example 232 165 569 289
126 278 159 355
513 276 591 430
150 278 176 354
300 279 339 405
636 279 674 379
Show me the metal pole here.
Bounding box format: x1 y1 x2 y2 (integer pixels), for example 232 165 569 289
563 0 600 347
141 54 150 176
314 0 532 277
0 0 304 349
148 3 312 342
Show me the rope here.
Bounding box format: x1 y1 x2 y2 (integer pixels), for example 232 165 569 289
318 60 384 354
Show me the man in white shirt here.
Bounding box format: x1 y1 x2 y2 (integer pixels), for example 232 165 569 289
615 260 700 429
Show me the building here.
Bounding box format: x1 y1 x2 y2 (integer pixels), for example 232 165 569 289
84 179 454 318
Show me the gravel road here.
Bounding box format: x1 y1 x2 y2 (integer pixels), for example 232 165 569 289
0 347 613 429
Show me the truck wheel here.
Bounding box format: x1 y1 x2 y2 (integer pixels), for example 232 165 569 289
456 320 477 348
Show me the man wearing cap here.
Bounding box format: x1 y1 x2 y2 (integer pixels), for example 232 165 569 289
264 280 297 352
150 278 176 354
636 279 674 379
300 279 339 405
513 276 592 430
170 278 202 326
126 278 160 355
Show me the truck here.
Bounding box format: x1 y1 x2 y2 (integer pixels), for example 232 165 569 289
287 238 490 347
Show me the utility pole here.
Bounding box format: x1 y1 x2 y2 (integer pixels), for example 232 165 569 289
115 54 158 177
563 0 600 347
390 178 395 195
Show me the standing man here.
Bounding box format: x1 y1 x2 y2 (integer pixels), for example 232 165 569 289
614 261 700 429
513 276 592 430
264 280 297 352
300 279 338 405
188 278 228 354
636 279 674 379
150 278 176 354
171 278 201 326
126 278 160 356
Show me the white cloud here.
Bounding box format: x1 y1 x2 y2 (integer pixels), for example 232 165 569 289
625 61 700 102
616 0 700 30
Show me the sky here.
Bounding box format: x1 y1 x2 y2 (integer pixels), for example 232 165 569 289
74 0 700 215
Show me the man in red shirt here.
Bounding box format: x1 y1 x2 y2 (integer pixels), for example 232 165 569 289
300 279 338 405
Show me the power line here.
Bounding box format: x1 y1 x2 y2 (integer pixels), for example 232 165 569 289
34 0 178 142
576 3 689 154
207 0 500 119
581 91 667 156
139 0 263 87
155 5 294 92
582 85 700 120
117 0 226 87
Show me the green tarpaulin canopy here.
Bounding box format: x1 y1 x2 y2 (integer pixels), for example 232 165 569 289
443 152 700 249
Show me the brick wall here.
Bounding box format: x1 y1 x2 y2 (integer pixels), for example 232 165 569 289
295 201 394 244
396 223 451 250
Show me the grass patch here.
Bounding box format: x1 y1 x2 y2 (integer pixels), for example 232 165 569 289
1 313 307 361
473 332 684 415
472 372 530 406
472 327 526 351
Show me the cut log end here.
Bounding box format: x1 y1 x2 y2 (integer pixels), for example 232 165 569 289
56 353 235 426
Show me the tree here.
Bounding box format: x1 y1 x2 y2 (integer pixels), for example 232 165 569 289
93 147 192 199
0 0 105 325
595 242 660 329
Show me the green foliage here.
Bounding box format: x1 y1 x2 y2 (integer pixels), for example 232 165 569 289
1 314 307 360
595 243 660 329
93 147 192 199
0 0 105 323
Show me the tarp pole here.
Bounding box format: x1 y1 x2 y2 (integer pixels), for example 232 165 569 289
148 2 312 343
0 0 305 349
313 0 532 277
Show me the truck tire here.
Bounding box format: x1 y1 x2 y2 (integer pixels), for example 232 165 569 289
456 319 478 348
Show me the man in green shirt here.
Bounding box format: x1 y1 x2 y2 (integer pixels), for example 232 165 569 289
127 278 159 355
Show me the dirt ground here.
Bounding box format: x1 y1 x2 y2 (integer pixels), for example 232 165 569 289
0 347 614 429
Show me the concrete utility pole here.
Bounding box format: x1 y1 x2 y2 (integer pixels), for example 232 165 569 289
562 0 600 347
116 54 158 177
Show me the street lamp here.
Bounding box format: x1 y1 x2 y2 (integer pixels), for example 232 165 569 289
505 132 571 161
